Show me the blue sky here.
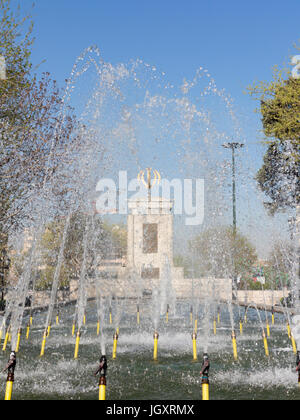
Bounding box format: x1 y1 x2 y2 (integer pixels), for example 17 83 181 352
14 0 300 257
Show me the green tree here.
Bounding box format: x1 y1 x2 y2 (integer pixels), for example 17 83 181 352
248 59 300 214
0 0 80 254
190 226 257 280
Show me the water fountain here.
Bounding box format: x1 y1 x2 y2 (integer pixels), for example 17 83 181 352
0 47 299 401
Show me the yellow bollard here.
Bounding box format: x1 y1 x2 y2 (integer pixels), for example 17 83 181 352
190 307 193 324
83 313 86 326
217 309 220 324
47 324 51 338
137 310 140 325
291 335 297 354
26 323 30 340
153 331 159 361
56 315 59 325
192 332 197 361
239 320 243 335
72 322 76 337
266 322 270 338
271 309 275 325
30 315 33 326
262 331 269 357
213 319 217 335
97 355 107 400
2 330 9 351
74 330 81 359
0 327 2 341
97 320 100 336
99 376 106 400
287 323 291 339
4 377 13 401
200 354 210 401
194 318 198 333
244 312 247 324
40 330 47 357
15 328 22 353
109 309 112 325
231 331 238 361
112 332 118 360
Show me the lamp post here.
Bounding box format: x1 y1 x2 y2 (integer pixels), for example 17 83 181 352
222 142 244 294
0 249 10 311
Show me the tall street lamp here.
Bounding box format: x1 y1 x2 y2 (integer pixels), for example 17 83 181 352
222 142 244 294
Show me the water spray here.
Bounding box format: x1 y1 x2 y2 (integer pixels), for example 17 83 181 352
166 304 169 324
153 331 159 361
200 353 210 401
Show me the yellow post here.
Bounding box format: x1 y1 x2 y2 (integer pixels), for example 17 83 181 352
137 310 140 325
40 330 47 357
109 309 112 325
239 320 243 335
2 328 10 351
190 307 193 324
202 382 209 401
29 315 33 326
74 330 81 359
97 320 100 336
153 331 159 361
72 322 76 337
262 331 269 357
166 305 169 324
192 332 197 361
112 332 118 360
4 374 14 401
231 331 238 361
83 313 86 326
15 328 22 353
56 315 59 325
26 323 30 340
194 318 198 333
213 319 217 335
287 323 291 339
217 310 220 324
291 335 297 354
99 376 106 400
271 308 275 325
201 354 210 401
47 324 51 338
244 312 247 324
0 327 2 341
266 322 270 338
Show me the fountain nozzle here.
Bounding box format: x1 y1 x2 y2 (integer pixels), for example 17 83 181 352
3 351 16 400
95 355 107 400
200 353 210 400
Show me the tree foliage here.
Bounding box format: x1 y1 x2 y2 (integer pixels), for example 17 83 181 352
189 226 257 279
248 63 300 214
